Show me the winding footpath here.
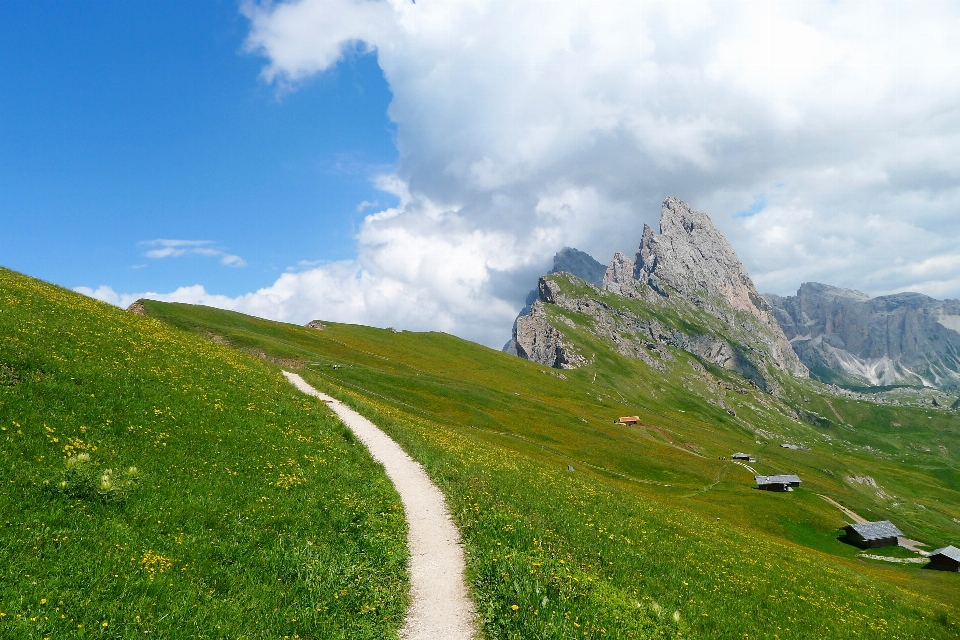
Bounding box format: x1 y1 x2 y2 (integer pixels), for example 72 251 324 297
282 372 475 640
730 459 757 475
817 494 866 524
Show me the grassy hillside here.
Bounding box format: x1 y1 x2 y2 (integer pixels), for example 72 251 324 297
0 268 408 639
143 297 960 639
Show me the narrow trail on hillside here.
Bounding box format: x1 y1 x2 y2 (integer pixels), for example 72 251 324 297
283 371 475 640
817 494 867 524
823 398 845 423
731 460 757 475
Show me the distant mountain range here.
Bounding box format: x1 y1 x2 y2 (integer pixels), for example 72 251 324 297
767 284 960 391
506 198 960 392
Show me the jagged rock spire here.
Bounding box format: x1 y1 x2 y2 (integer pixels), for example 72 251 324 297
512 196 808 387
601 252 635 295
636 197 771 317
607 197 808 377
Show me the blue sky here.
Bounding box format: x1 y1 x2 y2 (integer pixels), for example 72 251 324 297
4 1 960 348
0 1 396 297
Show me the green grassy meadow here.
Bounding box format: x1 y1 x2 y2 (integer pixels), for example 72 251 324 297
0 268 408 639
141 290 960 639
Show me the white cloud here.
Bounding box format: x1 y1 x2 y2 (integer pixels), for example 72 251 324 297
356 200 378 213
241 0 396 84
82 1 960 347
77 253 518 346
140 239 247 267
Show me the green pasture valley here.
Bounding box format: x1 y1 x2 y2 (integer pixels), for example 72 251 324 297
3 264 960 638
138 283 960 639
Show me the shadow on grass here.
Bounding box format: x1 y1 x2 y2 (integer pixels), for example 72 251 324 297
836 531 863 550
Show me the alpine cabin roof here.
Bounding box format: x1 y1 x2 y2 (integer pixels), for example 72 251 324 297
930 545 960 562
754 474 801 485
847 521 903 541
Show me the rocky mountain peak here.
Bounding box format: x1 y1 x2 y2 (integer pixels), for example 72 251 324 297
601 252 635 295
634 196 773 321
797 282 870 303
551 247 607 286
510 197 808 389
602 197 806 377
503 247 606 356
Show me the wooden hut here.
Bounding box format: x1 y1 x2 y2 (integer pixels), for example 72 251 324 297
754 474 801 491
844 521 903 549
928 546 960 571
617 416 640 425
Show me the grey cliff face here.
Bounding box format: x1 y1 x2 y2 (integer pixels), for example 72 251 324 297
615 197 807 378
504 247 606 354
513 298 586 369
765 283 960 390
765 283 871 340
509 197 809 392
636 197 777 324
601 252 635 295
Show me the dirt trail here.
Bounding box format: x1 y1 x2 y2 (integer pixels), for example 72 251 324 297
818 494 867 523
897 537 930 555
283 371 475 640
731 460 757 474
823 398 845 423
858 553 927 564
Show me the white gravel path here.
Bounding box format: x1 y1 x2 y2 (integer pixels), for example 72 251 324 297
730 460 757 475
817 494 867 524
283 371 475 640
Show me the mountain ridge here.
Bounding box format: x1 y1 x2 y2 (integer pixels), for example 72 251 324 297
507 198 960 393
510 197 807 393
766 282 960 390
502 247 606 356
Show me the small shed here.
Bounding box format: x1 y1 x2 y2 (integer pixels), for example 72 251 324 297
845 521 903 549
755 474 801 491
928 545 960 571
617 416 640 425
732 452 751 460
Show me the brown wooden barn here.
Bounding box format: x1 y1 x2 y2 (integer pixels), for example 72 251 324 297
928 545 960 571
844 520 903 549
754 474 801 491
617 416 640 425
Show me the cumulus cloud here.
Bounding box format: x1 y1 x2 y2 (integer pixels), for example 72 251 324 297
82 1 960 346
140 239 246 267
77 254 518 343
